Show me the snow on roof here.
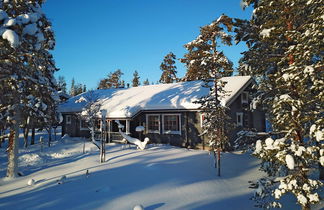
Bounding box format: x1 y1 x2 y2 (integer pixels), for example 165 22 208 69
58 76 252 118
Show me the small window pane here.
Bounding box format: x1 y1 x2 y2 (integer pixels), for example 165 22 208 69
148 115 160 132
164 115 179 131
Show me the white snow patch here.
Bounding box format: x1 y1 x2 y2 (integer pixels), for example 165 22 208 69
254 140 262 153
27 179 35 186
285 154 295 170
260 27 275 38
133 204 144 210
320 156 324 167
4 18 16 27
2 29 20 48
309 193 319 203
297 194 307 206
315 130 323 142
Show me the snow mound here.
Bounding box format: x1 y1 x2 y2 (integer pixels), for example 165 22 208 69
19 153 43 167
133 204 144 210
27 179 35 186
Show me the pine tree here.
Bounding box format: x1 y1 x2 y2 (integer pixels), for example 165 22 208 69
83 84 86 93
120 80 125 88
181 16 234 81
143 78 150 86
57 76 67 93
159 52 178 83
70 78 75 96
132 70 140 87
236 1 323 209
98 69 123 89
0 0 58 177
183 15 234 176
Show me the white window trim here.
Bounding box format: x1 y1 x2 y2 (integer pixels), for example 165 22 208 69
236 112 243 127
162 114 181 135
80 119 88 131
66 115 71 125
146 114 160 134
241 91 249 104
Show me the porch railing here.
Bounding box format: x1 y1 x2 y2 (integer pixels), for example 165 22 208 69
94 131 123 142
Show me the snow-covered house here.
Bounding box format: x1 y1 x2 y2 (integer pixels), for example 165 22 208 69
58 76 265 149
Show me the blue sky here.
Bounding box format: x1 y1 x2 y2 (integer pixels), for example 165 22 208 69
43 0 252 90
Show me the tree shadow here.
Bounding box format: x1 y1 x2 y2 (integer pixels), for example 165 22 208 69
0 146 264 210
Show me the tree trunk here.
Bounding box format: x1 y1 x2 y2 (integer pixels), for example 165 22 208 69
0 129 2 148
53 126 57 141
31 127 35 145
23 127 29 148
302 203 310 210
217 147 221 176
48 126 52 147
319 164 324 180
7 113 20 178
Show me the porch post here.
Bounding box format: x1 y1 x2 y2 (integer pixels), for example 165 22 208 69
126 120 130 135
108 120 111 143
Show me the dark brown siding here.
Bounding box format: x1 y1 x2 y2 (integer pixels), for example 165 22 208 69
131 111 203 148
63 114 90 138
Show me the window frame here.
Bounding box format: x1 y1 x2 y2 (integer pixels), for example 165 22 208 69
66 115 71 125
241 91 249 104
146 114 161 134
236 112 243 127
162 114 181 135
80 119 89 131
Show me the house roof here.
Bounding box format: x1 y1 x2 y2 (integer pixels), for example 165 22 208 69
58 76 252 118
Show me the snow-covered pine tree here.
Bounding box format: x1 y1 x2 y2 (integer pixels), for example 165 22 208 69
236 0 324 209
132 70 140 87
57 76 67 93
183 15 234 176
70 78 76 96
159 52 178 83
181 16 233 82
0 0 58 177
143 78 150 86
98 69 123 89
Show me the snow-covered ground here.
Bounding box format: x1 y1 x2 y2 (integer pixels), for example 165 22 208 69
0 131 322 210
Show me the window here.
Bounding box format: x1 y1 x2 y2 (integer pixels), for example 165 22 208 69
241 91 249 104
66 115 71 124
80 119 88 130
200 113 205 128
162 114 181 135
146 114 160 134
236 112 243 127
